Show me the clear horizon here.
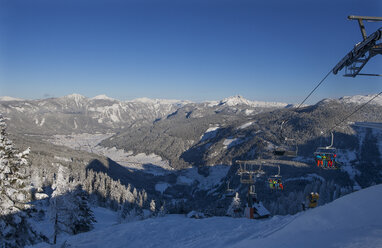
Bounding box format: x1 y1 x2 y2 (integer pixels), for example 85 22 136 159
1 0 381 104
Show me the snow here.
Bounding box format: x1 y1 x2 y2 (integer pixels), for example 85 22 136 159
178 165 230 190
200 126 220 141
339 94 382 106
39 117 45 126
244 109 254 115
0 96 24 101
284 173 325 183
155 182 171 194
54 156 72 162
9 106 25 112
353 122 382 130
177 175 195 185
48 133 173 175
219 95 288 108
341 165 361 181
29 184 382 248
64 93 86 99
91 207 119 230
237 121 253 129
91 95 116 101
336 149 357 164
206 100 219 107
252 202 270 217
223 137 244 149
130 97 191 105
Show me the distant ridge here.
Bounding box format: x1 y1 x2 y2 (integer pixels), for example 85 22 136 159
0 96 24 101
219 95 289 108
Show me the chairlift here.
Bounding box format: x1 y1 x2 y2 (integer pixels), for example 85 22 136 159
236 160 265 184
332 16 382 77
249 185 256 196
225 181 236 198
267 165 284 190
314 132 339 169
273 120 298 157
255 163 266 177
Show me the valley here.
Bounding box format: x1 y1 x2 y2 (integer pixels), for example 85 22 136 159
1 93 381 247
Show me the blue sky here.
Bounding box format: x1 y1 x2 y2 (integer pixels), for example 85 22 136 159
0 0 381 103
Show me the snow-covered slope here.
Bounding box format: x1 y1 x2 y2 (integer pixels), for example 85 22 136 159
31 184 382 248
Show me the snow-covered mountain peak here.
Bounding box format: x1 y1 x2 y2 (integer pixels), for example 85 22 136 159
91 94 116 101
339 94 382 106
219 95 249 106
63 93 87 100
0 96 24 101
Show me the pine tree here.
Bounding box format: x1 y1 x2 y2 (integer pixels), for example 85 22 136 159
50 165 76 243
227 192 241 217
119 202 143 222
50 166 96 243
0 114 41 247
72 185 96 234
150 199 156 216
158 201 167 217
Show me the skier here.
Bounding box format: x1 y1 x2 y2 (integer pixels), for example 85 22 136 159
315 154 322 167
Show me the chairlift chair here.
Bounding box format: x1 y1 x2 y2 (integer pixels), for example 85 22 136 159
273 138 298 157
255 163 266 177
314 132 339 169
225 181 236 198
273 120 298 157
267 165 284 190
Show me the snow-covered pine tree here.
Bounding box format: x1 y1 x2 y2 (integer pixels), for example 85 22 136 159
119 202 143 222
158 201 167 217
72 185 96 234
50 165 76 243
150 199 156 217
0 114 41 247
227 192 241 217
50 166 96 242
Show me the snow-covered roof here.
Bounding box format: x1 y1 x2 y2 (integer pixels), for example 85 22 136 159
253 202 270 217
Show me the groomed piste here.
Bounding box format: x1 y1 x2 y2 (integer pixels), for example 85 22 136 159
31 184 382 248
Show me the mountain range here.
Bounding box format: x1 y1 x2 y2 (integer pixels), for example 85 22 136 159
1 93 382 216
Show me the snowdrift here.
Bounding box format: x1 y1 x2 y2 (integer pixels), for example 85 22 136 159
32 184 382 248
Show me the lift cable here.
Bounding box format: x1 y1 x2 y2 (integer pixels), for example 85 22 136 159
295 69 333 111
275 69 333 142
327 91 382 134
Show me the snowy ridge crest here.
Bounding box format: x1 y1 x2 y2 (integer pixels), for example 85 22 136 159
339 94 382 106
130 97 192 105
0 96 24 101
219 95 288 108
